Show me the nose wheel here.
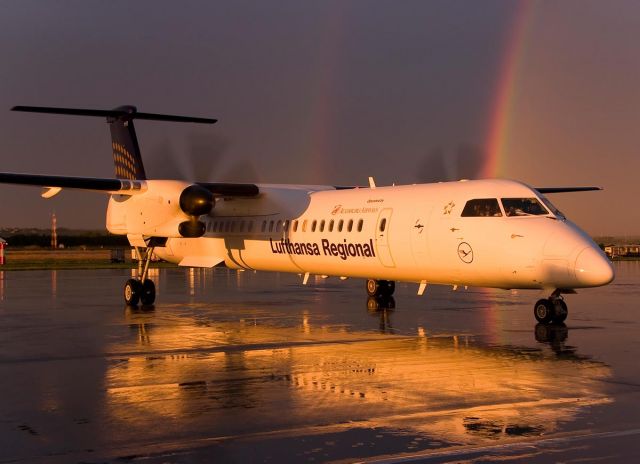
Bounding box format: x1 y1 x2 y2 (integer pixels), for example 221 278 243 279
533 290 568 324
124 246 156 306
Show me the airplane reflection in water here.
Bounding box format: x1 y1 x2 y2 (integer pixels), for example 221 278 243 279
110 305 611 446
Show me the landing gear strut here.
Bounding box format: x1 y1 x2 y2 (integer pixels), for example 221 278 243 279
124 246 156 306
366 279 395 297
533 289 568 324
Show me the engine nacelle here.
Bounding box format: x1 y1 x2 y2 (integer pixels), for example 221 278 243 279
106 180 214 239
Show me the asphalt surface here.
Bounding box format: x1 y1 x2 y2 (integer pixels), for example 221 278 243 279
0 262 638 463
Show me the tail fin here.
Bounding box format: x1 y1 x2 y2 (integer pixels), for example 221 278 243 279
12 105 217 180
109 105 146 180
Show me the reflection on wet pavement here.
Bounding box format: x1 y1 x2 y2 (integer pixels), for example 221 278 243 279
0 262 639 463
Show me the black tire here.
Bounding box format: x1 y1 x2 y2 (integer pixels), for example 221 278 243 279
533 299 555 324
552 300 568 323
140 279 156 306
382 280 396 296
366 279 380 296
124 279 141 306
366 279 396 297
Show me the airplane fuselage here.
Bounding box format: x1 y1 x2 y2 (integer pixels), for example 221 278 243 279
106 178 614 291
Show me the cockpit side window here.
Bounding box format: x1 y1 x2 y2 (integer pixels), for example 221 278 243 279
501 198 548 217
461 198 502 217
539 195 565 219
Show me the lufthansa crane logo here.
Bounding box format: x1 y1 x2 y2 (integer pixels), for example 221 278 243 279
457 242 473 263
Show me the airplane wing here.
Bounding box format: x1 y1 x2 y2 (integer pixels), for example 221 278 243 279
535 187 602 194
0 172 260 198
0 172 142 196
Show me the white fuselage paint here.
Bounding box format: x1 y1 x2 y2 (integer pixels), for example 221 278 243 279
106 179 614 290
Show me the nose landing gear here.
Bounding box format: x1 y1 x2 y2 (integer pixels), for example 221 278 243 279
124 246 156 306
534 289 568 324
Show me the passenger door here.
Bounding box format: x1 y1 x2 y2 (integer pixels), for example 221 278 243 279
375 208 395 267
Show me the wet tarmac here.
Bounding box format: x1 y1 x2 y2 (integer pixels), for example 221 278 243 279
0 262 639 463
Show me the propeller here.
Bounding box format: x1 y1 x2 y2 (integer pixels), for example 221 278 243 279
415 144 485 182
147 133 259 183
146 133 261 238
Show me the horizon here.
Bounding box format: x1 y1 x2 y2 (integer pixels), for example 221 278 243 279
1 1 638 235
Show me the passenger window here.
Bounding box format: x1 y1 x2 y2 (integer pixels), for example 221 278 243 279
293 220 298 232
240 220 245 232
261 221 267 233
269 221 274 232
311 220 317 232
231 221 236 232
379 218 387 232
461 199 502 217
319 220 325 232
338 219 343 232
357 219 363 232
501 198 548 217
276 221 282 233
329 220 334 232
284 220 290 232
248 221 254 233
302 220 307 232
348 219 353 232
225 221 231 233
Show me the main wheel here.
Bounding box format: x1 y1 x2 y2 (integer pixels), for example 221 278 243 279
124 279 142 306
533 299 555 324
366 279 395 297
552 299 568 323
140 279 156 306
366 279 380 296
382 280 395 296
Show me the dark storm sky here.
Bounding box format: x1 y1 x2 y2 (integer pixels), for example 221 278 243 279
0 0 638 235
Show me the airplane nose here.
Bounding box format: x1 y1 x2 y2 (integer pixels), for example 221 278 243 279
574 247 615 287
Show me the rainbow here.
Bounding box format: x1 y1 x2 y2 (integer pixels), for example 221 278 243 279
482 0 536 178
306 5 347 184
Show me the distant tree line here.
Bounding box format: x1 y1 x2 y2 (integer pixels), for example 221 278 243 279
5 233 128 248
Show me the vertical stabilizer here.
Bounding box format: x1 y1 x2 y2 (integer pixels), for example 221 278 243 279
108 106 146 180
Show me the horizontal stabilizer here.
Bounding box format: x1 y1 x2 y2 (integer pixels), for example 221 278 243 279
535 187 602 194
12 106 216 124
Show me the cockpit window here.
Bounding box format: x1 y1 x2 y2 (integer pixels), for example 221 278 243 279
539 195 565 219
461 198 502 217
501 198 548 217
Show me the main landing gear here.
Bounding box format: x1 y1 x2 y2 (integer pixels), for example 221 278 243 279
533 289 568 324
366 279 396 320
366 279 395 297
124 246 156 306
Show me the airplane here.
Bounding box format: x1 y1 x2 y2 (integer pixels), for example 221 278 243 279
0 105 614 324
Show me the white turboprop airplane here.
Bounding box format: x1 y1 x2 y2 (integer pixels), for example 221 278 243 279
0 106 614 324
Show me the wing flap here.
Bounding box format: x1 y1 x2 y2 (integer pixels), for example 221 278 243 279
178 256 225 268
